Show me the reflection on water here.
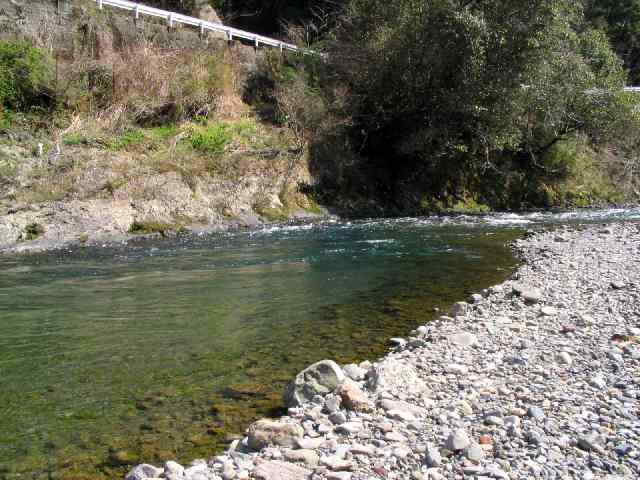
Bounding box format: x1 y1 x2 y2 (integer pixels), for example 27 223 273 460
1 208 637 479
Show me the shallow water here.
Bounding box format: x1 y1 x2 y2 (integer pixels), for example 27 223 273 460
1 208 638 479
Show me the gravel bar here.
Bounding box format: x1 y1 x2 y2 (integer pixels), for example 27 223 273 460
125 223 640 480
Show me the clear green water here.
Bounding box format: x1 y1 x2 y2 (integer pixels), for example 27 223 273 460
1 209 637 479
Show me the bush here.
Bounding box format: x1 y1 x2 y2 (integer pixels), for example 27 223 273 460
190 123 233 153
0 40 53 110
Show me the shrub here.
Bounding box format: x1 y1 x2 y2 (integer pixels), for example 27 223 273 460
23 223 45 241
190 123 232 153
0 40 53 110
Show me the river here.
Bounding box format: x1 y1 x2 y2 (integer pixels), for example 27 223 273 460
1 208 638 479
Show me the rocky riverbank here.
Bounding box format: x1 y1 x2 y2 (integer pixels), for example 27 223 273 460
124 223 640 480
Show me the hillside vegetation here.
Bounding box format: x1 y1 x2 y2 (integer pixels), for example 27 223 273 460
246 0 640 214
1 0 640 245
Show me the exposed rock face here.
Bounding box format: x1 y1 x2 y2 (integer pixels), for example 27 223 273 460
246 419 304 451
284 360 346 407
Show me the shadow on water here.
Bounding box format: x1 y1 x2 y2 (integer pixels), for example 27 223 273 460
2 207 638 479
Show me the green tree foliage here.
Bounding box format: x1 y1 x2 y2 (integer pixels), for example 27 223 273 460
303 0 629 209
0 40 52 110
584 0 640 84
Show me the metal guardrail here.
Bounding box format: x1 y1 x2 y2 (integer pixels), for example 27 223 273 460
624 87 640 93
94 0 301 52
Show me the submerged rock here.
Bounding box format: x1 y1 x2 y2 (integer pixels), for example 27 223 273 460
284 360 346 407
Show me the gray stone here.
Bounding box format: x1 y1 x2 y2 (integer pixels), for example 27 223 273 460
484 416 504 426
527 406 545 420
424 444 442 467
451 301 469 316
556 351 572 365
320 456 354 471
295 437 324 450
512 284 542 303
323 394 341 414
540 306 557 316
445 428 471 451
464 443 484 462
335 422 362 435
448 332 478 347
470 293 484 304
445 363 469 375
387 409 416 422
252 460 312 480
367 359 428 395
326 473 351 480
247 420 304 451
163 461 184 480
578 434 605 453
126 465 164 480
283 449 320 467
284 360 346 407
342 364 366 381
329 412 347 425
589 375 606 389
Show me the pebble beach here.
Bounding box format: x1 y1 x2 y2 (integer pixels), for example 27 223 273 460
125 222 640 480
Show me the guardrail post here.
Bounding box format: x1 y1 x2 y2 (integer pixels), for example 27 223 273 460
254 36 259 50
168 13 173 28
98 0 103 10
200 22 205 39
134 5 140 22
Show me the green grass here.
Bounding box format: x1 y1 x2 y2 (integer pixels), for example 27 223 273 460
108 130 146 151
148 124 180 141
189 123 232 154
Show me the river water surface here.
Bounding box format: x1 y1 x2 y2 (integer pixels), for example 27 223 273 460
1 209 639 479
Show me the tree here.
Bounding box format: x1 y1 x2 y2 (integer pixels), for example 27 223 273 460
584 0 640 84
314 0 626 206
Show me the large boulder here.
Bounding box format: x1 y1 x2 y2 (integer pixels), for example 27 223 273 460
284 360 346 407
247 419 304 451
367 358 428 397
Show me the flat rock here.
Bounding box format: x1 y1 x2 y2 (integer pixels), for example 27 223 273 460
448 332 478 347
252 460 312 480
283 449 319 467
247 419 304 450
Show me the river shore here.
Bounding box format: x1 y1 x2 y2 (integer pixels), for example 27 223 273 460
125 222 639 480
